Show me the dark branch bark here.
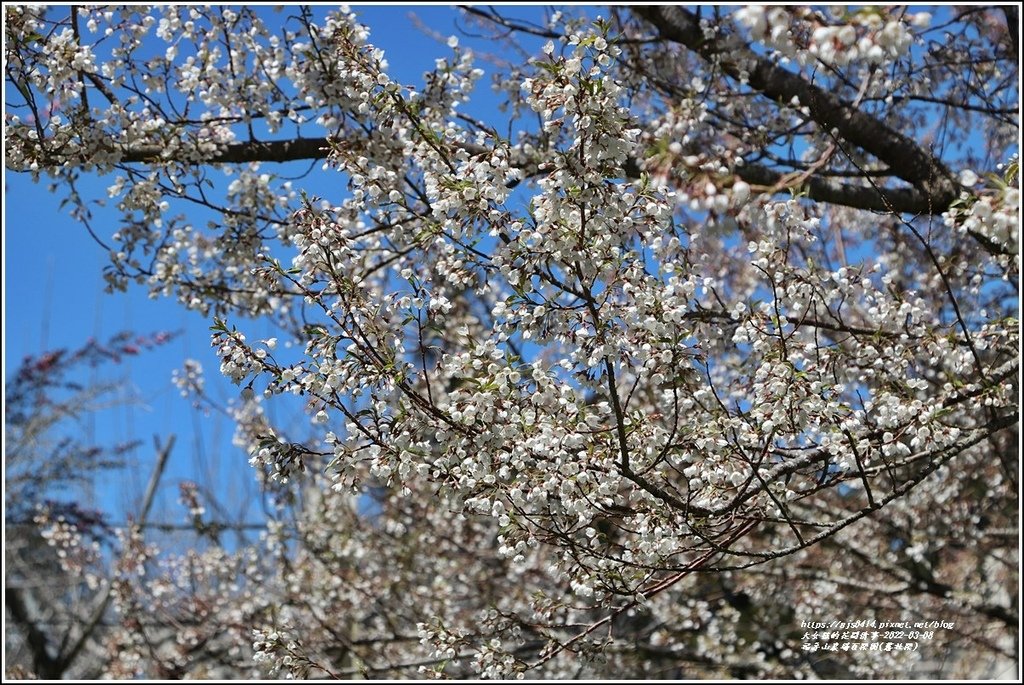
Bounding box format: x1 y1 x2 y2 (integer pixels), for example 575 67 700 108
5 586 63 679
734 162 935 213
626 154 936 213
120 137 330 164
629 5 960 213
1003 6 1019 61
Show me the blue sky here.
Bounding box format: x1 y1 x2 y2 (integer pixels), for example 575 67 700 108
3 5 548 530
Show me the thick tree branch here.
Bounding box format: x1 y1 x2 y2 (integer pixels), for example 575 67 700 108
119 138 329 164
114 137 942 214
5 585 62 679
1003 6 1019 60
630 5 960 213
732 162 935 213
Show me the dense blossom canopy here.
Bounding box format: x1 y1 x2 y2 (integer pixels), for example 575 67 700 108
5 4 1019 679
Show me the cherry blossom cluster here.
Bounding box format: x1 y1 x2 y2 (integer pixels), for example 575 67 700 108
170 358 205 399
35 509 101 579
734 5 928 68
948 160 1020 260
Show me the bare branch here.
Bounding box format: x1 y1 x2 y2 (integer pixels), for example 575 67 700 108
52 436 175 676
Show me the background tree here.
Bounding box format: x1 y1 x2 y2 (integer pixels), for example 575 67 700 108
3 332 306 679
4 332 176 678
5 4 1019 679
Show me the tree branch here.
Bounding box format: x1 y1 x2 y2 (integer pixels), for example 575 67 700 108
734 161 937 213
5 585 62 679
630 5 960 213
52 436 175 676
1003 6 1019 60
119 138 329 164
118 134 944 215
53 134 941 214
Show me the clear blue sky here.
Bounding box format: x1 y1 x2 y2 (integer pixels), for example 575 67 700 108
2 5 546 529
